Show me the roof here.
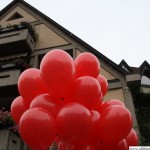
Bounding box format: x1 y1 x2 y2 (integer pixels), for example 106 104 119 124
119 59 133 73
119 59 150 77
0 0 127 75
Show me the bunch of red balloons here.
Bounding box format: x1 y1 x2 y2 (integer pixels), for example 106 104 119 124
11 49 138 150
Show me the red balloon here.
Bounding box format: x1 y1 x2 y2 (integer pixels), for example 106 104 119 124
56 103 93 145
98 139 128 150
99 99 125 113
116 140 128 150
84 145 97 150
11 96 28 124
40 49 75 100
30 93 61 118
98 105 132 144
126 128 138 146
90 110 101 145
20 108 56 150
70 144 96 150
97 75 108 96
72 76 102 108
18 68 48 106
94 95 104 112
75 52 100 78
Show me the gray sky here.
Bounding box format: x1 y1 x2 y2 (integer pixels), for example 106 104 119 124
1 0 150 67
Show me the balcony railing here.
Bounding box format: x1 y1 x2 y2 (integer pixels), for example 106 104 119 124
0 26 35 57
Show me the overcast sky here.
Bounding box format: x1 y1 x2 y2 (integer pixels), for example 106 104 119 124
1 0 150 67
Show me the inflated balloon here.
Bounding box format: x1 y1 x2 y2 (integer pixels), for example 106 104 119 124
126 128 138 146
40 49 75 100
98 105 132 144
94 95 104 112
20 107 56 150
70 144 96 150
18 68 48 106
99 99 125 113
97 75 108 96
116 140 128 150
11 96 28 124
30 93 61 118
90 110 101 145
11 49 138 149
56 103 93 145
98 139 128 150
72 76 102 108
84 145 97 150
75 52 100 78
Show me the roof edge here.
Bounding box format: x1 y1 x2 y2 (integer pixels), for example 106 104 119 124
0 0 127 75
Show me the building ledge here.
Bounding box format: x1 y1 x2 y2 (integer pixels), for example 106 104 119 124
141 84 150 94
0 26 34 57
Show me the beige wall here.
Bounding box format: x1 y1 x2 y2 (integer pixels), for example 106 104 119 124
0 6 37 27
103 88 125 104
75 49 82 56
101 67 116 80
35 24 69 50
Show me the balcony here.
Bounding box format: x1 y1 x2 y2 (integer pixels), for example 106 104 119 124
0 25 35 57
0 69 19 110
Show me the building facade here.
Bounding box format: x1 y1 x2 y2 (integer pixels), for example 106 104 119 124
1 0 149 149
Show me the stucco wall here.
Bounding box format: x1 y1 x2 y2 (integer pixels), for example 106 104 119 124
101 67 116 80
75 49 82 56
35 24 69 50
103 88 125 103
